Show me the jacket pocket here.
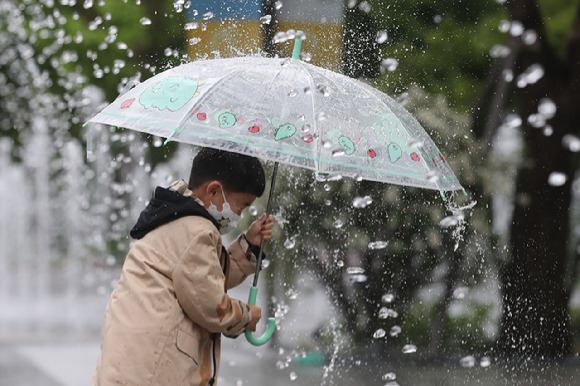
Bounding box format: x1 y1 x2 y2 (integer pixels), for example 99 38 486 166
176 328 200 366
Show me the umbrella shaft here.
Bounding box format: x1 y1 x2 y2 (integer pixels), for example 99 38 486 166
252 161 279 287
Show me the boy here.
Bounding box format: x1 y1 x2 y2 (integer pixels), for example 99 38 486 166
93 148 274 385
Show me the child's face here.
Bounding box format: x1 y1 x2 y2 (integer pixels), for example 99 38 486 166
221 190 257 216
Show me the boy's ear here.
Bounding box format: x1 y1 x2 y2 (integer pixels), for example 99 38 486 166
205 180 222 199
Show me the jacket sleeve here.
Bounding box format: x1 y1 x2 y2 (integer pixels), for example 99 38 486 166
226 235 258 289
173 229 251 337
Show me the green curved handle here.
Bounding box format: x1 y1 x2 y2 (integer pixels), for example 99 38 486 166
245 286 276 346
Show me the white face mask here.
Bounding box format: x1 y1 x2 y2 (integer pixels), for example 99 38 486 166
207 187 242 235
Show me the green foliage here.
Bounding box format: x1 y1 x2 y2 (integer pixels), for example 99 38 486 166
539 0 580 57
366 0 507 112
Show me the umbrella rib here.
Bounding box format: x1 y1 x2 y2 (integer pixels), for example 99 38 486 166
296 61 321 172
351 80 451 192
173 69 243 131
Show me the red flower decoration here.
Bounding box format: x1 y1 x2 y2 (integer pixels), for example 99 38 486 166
121 98 135 109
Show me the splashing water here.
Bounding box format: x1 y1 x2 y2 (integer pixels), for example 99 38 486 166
382 372 397 381
346 267 365 275
368 240 388 250
402 344 417 354
382 293 395 303
548 172 567 187
320 317 341 385
373 328 387 339
353 195 373 208
460 355 476 368
441 195 477 251
516 64 544 88
378 307 398 319
389 325 402 337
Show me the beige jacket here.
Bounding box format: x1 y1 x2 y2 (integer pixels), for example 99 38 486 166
93 181 257 385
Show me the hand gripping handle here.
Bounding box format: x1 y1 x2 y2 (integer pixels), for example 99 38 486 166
245 286 276 346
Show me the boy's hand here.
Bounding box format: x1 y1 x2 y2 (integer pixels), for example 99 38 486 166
247 304 262 332
245 213 274 246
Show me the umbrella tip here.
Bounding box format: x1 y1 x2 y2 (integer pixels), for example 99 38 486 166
292 31 304 60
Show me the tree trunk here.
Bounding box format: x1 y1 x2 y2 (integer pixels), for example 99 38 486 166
498 0 580 359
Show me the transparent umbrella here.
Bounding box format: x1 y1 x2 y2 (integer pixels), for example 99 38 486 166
86 35 464 346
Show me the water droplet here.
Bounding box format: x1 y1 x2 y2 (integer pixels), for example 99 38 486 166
408 139 424 148
376 30 388 44
303 86 311 94
460 355 476 368
368 241 388 250
402 344 417 354
378 307 398 319
453 286 469 300
83 0 94 9
490 44 511 58
527 113 545 128
503 69 514 82
439 215 460 228
262 259 270 268
332 149 345 157
316 112 328 121
139 17 152 25
337 260 344 267
480 356 492 367
538 98 557 119
323 183 331 191
184 22 199 30
285 288 298 299
503 113 522 129
498 20 511 33
353 195 373 208
260 15 272 25
516 64 544 88
333 219 344 228
382 294 395 303
543 125 554 136
562 134 580 152
509 21 524 37
300 52 312 62
389 325 402 337
202 12 214 20
327 174 343 181
522 30 537 45
384 382 400 386
316 84 329 97
346 267 365 275
380 58 399 73
358 1 371 13
373 328 386 339
289 372 297 381
548 172 567 186
347 0 357 9
188 37 201 46
426 170 441 183
249 206 258 216
287 89 297 97
274 1 283 10
284 238 295 249
382 372 397 381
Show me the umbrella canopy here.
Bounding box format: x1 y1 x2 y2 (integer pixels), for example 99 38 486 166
88 56 463 192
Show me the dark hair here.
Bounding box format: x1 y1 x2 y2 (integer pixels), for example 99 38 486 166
188 147 266 197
